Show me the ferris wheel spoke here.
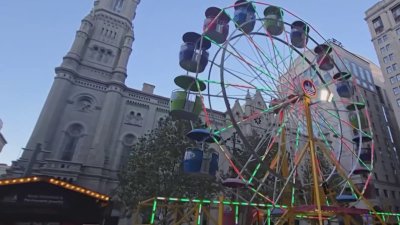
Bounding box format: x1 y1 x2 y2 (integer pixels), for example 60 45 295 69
313 104 372 138
211 59 294 100
246 31 297 91
223 33 297 93
224 42 293 95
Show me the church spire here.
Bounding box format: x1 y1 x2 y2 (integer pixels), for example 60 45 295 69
59 0 140 83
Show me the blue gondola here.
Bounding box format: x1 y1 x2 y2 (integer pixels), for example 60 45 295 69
183 148 203 173
179 32 211 73
203 7 230 44
233 0 255 34
336 194 357 203
290 21 309 48
186 128 221 143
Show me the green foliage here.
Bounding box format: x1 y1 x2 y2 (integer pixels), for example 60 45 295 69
116 117 222 210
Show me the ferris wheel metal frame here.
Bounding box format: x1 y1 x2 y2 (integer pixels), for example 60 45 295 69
156 1 399 225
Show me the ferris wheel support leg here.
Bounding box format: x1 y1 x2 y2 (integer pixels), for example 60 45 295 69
218 196 224 225
343 215 351 225
303 97 324 225
315 142 387 225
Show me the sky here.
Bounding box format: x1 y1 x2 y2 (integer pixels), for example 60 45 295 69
0 0 379 165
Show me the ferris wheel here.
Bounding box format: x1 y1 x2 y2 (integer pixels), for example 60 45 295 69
169 1 385 224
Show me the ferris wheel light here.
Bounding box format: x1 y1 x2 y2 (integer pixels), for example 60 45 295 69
320 89 333 102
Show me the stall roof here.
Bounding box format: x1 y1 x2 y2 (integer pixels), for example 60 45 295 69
0 176 110 202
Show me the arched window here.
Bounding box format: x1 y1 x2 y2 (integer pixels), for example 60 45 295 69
120 134 136 170
61 124 84 161
113 0 124 12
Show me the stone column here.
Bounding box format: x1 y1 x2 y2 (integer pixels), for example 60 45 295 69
24 72 73 159
112 33 133 82
65 16 93 62
87 84 123 169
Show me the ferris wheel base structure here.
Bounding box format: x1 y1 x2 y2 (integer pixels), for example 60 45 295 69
132 196 400 225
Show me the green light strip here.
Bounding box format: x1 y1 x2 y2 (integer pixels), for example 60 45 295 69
150 199 157 224
235 205 239 225
291 185 295 206
312 113 359 199
314 110 371 170
197 204 202 225
267 208 271 225
247 112 288 184
155 197 400 216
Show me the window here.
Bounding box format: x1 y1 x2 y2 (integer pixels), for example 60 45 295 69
393 87 400 95
383 34 388 42
384 189 388 198
397 28 400 36
393 63 398 71
380 47 386 54
362 81 368 89
369 84 375 92
373 17 384 33
365 70 373 83
392 4 400 22
375 188 380 197
113 0 124 12
397 74 400 82
386 174 389 182
351 62 358 76
61 123 84 161
358 66 366 80
384 56 389 63
391 76 397 84
397 98 400 107
387 66 393 74
389 53 394 61
386 43 391 51
378 37 383 44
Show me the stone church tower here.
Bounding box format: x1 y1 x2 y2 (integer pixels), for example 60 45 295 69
7 0 171 194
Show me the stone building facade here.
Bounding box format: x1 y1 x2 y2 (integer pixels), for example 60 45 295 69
6 0 162 194
365 0 400 132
